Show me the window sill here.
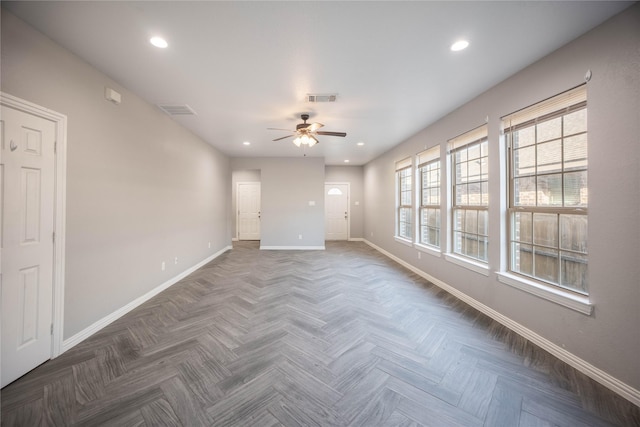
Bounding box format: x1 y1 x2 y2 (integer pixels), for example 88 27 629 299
414 243 442 257
444 253 489 276
497 272 593 315
394 236 413 247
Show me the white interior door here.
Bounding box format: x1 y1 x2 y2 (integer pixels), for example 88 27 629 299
1 105 56 387
238 182 261 240
325 183 349 241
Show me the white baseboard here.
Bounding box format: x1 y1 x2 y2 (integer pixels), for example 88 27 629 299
260 246 325 250
232 237 238 241
61 245 233 353
348 237 365 242
363 239 640 407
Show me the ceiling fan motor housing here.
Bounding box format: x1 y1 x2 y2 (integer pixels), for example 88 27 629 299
297 114 311 130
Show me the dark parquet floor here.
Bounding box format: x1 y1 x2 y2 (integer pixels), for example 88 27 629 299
2 241 639 426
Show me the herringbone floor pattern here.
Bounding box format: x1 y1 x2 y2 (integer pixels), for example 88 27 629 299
2 241 638 426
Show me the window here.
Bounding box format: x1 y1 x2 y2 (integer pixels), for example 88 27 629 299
503 85 588 294
417 146 441 248
396 157 412 240
449 125 489 262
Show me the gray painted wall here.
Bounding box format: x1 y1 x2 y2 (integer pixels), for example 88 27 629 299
1 11 232 339
325 166 364 239
3 3 638 395
364 5 640 390
231 158 325 248
229 165 363 242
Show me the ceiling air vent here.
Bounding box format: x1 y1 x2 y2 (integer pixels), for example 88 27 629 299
307 93 337 103
157 104 197 116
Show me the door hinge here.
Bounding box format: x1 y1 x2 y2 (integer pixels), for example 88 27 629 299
52 231 56 243
54 141 57 154
51 324 54 335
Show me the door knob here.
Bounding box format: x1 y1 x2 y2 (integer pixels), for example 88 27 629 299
10 140 18 151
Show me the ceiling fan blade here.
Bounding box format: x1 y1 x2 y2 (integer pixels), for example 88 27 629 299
316 131 347 137
267 127 295 132
306 122 324 132
272 134 295 141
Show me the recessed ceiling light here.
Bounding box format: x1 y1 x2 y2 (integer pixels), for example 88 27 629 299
357 142 365 146
450 40 469 52
344 160 350 163
243 141 251 146
150 36 168 48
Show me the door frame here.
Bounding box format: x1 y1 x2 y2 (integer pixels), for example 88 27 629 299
1 92 67 359
236 181 261 241
325 182 350 241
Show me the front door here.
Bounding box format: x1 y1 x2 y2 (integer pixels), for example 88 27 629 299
237 182 261 240
1 105 56 387
325 183 349 240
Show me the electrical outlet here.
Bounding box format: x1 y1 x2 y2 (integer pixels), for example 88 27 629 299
370 232 374 237
418 252 421 260
161 261 165 271
174 257 178 265
298 234 303 240
208 242 211 249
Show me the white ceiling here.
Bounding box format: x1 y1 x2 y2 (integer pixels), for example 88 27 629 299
3 1 632 165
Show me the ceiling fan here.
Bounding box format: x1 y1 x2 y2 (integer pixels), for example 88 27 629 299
268 114 346 147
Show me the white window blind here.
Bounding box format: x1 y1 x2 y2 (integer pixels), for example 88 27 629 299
502 85 587 131
417 146 440 167
396 157 412 171
448 124 488 152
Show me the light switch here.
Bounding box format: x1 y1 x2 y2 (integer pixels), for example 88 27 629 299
355 201 360 206
308 201 316 206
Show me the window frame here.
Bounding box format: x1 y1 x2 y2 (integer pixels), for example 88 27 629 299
449 126 489 264
395 157 413 242
504 85 588 295
417 147 441 250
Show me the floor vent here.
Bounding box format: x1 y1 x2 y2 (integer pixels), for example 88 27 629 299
307 94 337 103
157 104 197 116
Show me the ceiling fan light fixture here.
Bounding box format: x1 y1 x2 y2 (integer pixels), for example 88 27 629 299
273 114 344 148
292 134 318 148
